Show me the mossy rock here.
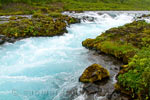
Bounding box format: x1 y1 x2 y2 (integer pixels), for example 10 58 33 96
32 13 46 18
9 16 17 20
79 64 110 83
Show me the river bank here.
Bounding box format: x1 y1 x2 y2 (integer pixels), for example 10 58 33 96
82 14 150 99
0 13 80 45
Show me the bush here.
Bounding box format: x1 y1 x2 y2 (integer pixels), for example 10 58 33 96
118 47 150 99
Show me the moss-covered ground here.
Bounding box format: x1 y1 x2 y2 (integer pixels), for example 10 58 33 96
82 20 150 99
0 13 79 43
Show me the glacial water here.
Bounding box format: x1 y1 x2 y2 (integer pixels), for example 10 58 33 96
0 11 149 100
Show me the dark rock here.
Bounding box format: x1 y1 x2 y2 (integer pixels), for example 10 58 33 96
75 18 81 23
107 91 130 100
97 12 103 16
114 67 118 71
83 83 102 94
0 39 5 45
83 16 95 22
66 87 78 100
75 11 84 13
7 38 16 43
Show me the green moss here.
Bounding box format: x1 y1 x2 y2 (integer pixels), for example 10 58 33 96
17 16 27 19
118 47 150 99
82 20 150 63
32 12 46 18
0 13 78 39
39 7 49 13
9 16 17 20
48 12 63 18
79 64 110 83
83 40 137 63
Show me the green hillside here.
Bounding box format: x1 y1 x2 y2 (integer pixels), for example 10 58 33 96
0 0 150 15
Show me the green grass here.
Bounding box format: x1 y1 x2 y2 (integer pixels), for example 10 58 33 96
0 0 150 15
118 47 150 99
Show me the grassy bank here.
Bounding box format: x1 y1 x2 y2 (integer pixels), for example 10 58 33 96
0 13 79 44
82 20 150 99
0 0 150 15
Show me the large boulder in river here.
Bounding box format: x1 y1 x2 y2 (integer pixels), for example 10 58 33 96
79 64 110 83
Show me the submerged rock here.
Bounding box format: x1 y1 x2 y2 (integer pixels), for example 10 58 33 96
83 83 102 94
107 90 131 100
79 64 110 83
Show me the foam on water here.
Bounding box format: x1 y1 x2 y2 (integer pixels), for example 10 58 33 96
0 11 149 100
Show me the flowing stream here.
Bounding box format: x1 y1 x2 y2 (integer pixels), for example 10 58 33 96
0 11 149 100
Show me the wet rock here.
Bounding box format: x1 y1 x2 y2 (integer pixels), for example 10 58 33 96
0 35 5 38
83 83 102 94
0 35 6 44
75 11 84 13
107 91 120 100
0 39 5 44
66 87 79 100
107 91 130 100
97 12 103 16
83 16 95 22
6 37 16 43
74 18 81 23
114 67 119 71
79 64 110 83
